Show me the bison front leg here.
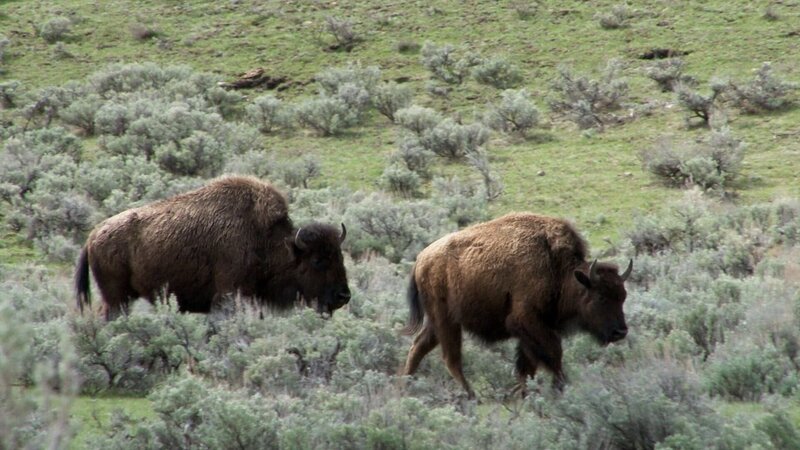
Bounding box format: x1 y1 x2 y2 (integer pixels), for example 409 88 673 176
513 344 539 397
507 317 566 391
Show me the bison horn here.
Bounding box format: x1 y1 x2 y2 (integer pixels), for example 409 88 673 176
588 259 598 281
621 259 633 281
295 228 309 251
339 223 347 244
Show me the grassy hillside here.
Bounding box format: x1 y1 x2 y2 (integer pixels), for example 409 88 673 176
2 0 799 249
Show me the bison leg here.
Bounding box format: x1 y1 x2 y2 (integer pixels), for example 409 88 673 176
403 322 439 375
95 279 134 321
513 344 539 397
507 317 567 391
437 321 475 399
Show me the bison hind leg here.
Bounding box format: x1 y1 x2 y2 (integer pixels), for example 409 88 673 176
403 322 439 376
436 321 475 399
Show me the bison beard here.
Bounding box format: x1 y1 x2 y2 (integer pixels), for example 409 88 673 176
75 176 351 320
402 212 632 399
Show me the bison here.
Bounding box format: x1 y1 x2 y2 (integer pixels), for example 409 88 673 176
75 176 351 320
402 212 632 398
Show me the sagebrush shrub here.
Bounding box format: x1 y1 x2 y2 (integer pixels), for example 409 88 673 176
472 57 523 89
129 22 159 41
420 119 490 160
315 64 381 97
39 17 72 43
391 136 434 179
204 85 244 119
728 63 797 113
379 163 420 198
394 105 443 135
0 80 20 109
420 41 482 85
0 287 77 449
245 94 293 133
645 58 697 92
549 60 629 129
324 15 359 51
94 102 132 136
0 127 82 202
639 129 745 190
295 96 358 136
548 362 728 449
222 150 275 179
372 82 412 122
59 94 103 135
483 88 539 136
705 341 790 401
345 193 452 262
334 82 372 120
154 130 226 177
0 35 9 64
275 155 321 189
596 4 632 29
21 84 81 129
431 176 488 227
51 42 74 60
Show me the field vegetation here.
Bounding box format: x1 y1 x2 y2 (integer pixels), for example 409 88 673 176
1 0 799 448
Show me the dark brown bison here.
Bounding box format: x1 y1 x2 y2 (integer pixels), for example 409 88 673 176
402 212 632 398
75 176 351 320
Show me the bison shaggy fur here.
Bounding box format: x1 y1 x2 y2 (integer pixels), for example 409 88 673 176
402 212 632 398
75 176 351 319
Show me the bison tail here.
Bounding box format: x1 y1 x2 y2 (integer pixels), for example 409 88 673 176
75 246 91 314
401 268 424 336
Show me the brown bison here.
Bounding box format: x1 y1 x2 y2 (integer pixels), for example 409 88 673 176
402 212 632 398
75 176 351 320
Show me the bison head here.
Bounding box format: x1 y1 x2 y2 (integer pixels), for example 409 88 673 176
290 223 351 317
574 259 632 345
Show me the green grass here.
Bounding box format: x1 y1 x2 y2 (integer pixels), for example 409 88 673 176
69 395 155 450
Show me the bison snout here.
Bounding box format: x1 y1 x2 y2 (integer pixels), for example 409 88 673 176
610 326 628 342
337 288 351 305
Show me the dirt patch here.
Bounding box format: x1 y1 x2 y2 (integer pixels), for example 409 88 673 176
219 68 288 90
638 48 690 60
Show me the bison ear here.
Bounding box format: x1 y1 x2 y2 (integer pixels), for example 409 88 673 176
574 270 592 290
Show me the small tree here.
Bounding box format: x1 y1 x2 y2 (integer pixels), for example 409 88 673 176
466 147 503 201
675 80 726 127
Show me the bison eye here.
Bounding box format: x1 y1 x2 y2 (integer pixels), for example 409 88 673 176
311 257 329 271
